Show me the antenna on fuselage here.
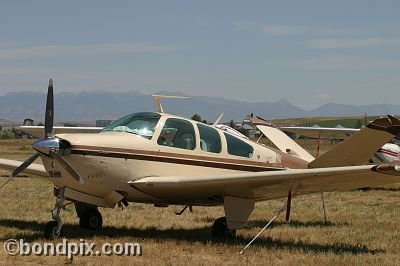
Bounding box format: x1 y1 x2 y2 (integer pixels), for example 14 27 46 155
212 113 224 126
152 95 190 113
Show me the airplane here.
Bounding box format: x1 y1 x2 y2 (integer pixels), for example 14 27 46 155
1 79 400 240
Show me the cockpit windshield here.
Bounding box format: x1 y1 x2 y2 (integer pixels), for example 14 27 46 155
102 112 161 139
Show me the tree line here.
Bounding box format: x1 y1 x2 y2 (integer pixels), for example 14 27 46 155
0 127 19 139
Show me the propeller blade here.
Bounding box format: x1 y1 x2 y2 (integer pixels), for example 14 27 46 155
10 153 40 178
49 150 83 184
44 78 54 138
0 153 40 190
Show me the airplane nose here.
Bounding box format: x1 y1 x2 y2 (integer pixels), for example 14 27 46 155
32 137 60 154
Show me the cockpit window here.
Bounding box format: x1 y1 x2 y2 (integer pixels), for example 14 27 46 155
197 123 222 153
224 132 253 158
102 112 160 139
158 118 196 150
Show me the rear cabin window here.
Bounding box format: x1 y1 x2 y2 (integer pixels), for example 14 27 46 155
224 132 254 158
197 123 222 153
158 118 196 150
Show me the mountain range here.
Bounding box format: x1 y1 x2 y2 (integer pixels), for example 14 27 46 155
1 90 400 123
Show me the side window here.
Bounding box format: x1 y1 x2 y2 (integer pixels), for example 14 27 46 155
224 132 254 158
158 118 196 150
197 123 222 153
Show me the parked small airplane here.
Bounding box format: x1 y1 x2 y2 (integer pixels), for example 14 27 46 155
1 79 400 240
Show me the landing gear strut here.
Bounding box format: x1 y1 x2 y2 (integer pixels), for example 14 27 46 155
211 217 236 239
44 187 65 239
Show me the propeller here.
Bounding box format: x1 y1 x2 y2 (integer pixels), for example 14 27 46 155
0 79 83 190
0 153 40 190
44 78 54 138
49 150 83 183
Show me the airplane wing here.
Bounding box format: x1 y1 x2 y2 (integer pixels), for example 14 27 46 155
130 164 400 203
279 126 358 140
250 116 315 162
0 158 48 178
20 126 103 138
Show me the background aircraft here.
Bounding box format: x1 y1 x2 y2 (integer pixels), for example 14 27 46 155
278 124 400 164
1 79 400 240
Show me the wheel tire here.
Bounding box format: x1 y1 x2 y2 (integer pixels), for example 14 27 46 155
44 221 63 240
212 217 236 240
79 209 103 230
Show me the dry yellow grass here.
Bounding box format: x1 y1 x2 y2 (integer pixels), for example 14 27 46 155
0 139 400 265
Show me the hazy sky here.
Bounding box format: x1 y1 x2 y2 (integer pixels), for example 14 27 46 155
1 1 400 109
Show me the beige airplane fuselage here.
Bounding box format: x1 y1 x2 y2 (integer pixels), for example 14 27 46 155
39 113 308 207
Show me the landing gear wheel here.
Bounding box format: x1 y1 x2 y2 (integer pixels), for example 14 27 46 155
44 221 63 239
212 217 236 240
79 209 103 230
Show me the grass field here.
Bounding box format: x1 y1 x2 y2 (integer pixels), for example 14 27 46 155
1 139 400 265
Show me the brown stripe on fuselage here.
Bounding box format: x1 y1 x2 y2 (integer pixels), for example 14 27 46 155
70 145 290 172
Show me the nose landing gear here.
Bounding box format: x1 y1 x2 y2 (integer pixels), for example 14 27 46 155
44 187 65 239
43 189 105 239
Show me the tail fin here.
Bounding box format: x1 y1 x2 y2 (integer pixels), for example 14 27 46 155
250 116 315 162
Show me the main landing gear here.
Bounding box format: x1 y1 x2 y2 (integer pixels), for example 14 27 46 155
211 217 236 239
79 208 103 230
75 202 103 230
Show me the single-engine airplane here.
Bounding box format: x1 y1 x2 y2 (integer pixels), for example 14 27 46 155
1 79 400 240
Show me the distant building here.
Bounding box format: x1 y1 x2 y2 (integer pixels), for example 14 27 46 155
96 120 113 127
241 115 260 138
23 118 34 126
242 123 256 138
